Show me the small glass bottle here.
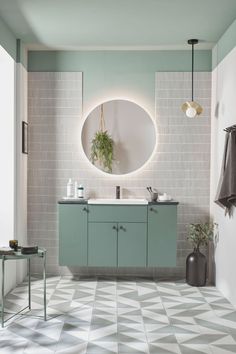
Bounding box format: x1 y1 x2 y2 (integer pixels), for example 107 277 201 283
78 184 84 199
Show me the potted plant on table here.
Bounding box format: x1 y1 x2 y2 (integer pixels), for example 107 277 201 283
186 221 215 286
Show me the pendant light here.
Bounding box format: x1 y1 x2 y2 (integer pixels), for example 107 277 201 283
181 39 203 118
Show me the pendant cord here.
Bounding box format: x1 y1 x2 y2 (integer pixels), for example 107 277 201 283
192 42 194 102
100 104 105 132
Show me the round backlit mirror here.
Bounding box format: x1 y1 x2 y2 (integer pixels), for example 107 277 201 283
81 99 156 175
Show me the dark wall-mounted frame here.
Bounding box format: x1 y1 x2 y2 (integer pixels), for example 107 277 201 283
22 121 28 154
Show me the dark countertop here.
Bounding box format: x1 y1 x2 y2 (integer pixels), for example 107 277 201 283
58 199 179 205
58 199 88 204
148 200 179 205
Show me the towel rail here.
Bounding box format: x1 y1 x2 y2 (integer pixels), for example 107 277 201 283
224 124 236 132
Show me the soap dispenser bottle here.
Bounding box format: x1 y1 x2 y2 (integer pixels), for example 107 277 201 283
67 178 74 198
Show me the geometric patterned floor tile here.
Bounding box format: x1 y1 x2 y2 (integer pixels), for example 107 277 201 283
210 345 236 354
119 342 149 353
1 276 236 353
179 344 212 354
149 343 181 354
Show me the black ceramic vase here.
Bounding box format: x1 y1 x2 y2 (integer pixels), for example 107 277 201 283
186 248 207 286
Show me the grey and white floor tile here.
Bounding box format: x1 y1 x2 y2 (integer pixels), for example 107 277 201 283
1 276 236 353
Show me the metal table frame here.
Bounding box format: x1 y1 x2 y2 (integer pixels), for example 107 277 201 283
0 248 46 327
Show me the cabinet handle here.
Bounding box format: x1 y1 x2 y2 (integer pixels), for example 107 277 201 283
112 225 117 231
82 207 88 212
119 225 126 231
150 207 157 213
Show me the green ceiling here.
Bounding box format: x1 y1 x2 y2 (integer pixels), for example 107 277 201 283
0 0 236 50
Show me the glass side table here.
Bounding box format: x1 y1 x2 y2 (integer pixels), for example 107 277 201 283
0 248 46 328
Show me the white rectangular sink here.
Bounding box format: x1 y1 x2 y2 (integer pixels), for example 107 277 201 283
88 198 148 205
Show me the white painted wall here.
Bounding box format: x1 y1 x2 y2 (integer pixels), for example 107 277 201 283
211 46 236 305
0 45 16 298
15 62 28 283
0 47 28 300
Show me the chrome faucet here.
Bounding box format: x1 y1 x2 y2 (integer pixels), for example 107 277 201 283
116 186 120 199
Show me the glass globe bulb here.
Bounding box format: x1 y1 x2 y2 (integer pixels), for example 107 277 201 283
186 106 197 118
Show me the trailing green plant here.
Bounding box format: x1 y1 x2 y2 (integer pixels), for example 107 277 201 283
187 221 216 250
91 130 114 173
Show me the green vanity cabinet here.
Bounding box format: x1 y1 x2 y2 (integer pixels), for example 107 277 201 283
58 202 178 268
88 222 117 266
148 205 177 267
59 204 88 266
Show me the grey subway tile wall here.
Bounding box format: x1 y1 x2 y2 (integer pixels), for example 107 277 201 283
28 71 211 276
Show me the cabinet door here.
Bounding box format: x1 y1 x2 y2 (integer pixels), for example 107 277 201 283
59 204 88 266
88 223 117 266
148 205 177 267
118 223 147 267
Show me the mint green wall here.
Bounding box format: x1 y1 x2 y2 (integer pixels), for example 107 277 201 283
28 50 212 73
0 17 27 67
16 39 27 68
0 16 16 60
212 18 236 69
28 50 211 115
